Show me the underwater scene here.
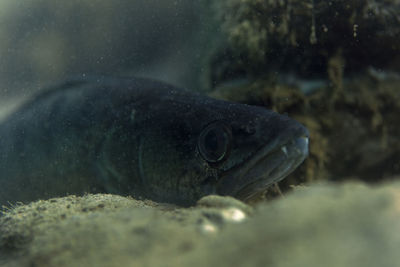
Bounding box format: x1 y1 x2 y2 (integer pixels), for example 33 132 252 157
0 0 399 266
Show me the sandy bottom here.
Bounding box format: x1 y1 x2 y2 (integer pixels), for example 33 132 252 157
1 181 400 267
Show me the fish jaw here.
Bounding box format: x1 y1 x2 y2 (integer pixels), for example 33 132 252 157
216 134 309 201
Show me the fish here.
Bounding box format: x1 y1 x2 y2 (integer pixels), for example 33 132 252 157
0 76 309 206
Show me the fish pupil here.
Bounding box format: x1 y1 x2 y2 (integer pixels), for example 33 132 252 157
205 130 218 150
205 129 224 157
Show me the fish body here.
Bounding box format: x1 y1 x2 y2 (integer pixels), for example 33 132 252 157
0 76 308 206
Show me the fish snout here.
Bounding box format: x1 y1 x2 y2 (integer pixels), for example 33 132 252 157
281 135 309 160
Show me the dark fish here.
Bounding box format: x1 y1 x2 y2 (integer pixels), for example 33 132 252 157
0 76 308 206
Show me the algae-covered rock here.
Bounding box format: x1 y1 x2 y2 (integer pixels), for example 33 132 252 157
0 194 252 266
208 1 400 188
211 0 400 83
1 182 400 266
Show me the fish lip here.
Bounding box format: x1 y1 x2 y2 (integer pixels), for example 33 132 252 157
217 136 309 200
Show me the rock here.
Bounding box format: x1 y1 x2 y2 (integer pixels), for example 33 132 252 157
211 0 400 81
1 182 400 266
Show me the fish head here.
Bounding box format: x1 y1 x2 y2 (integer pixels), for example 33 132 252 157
194 102 309 203
134 90 308 205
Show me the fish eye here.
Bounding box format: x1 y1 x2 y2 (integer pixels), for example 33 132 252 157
198 121 232 163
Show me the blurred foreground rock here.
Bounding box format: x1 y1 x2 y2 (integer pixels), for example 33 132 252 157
1 182 400 267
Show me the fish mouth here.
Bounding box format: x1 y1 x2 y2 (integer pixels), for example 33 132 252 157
217 136 309 201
